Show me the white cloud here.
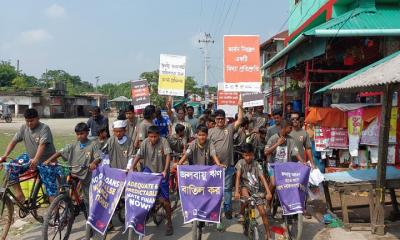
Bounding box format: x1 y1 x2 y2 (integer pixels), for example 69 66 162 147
45 4 66 18
18 29 53 45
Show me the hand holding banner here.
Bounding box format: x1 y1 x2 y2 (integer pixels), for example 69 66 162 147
178 165 224 224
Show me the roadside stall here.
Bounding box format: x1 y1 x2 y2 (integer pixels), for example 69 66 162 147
309 51 400 235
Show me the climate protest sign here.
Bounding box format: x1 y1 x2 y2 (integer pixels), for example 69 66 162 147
178 165 224 223
124 172 163 236
87 165 126 235
273 162 310 215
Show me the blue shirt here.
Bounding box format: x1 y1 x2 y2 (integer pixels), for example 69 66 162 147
153 116 171 138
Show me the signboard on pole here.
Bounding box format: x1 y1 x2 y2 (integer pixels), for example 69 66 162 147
217 83 239 118
158 54 186 96
242 92 264 108
131 80 150 110
223 35 261 92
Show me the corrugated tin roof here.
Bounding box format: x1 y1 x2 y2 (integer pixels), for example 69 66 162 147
315 51 400 93
305 7 400 36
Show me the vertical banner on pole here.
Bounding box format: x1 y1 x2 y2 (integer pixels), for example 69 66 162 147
131 80 150 110
158 54 186 96
217 83 239 118
223 35 261 92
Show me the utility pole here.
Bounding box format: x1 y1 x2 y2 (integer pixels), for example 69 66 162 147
198 33 214 106
95 76 100 92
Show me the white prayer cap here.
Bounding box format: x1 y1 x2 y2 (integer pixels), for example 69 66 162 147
113 120 127 129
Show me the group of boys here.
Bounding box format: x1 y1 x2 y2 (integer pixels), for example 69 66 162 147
0 99 314 239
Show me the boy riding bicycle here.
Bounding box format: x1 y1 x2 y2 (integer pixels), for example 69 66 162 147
43 122 101 207
235 143 272 239
131 125 174 236
0 108 59 202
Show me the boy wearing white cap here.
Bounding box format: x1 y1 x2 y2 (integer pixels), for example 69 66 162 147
105 120 135 169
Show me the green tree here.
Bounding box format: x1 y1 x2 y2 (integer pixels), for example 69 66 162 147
40 70 94 95
0 61 18 87
12 75 30 89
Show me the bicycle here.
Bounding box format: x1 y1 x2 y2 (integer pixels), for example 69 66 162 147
0 158 49 240
240 195 261 240
42 163 88 240
191 220 205 240
169 152 182 210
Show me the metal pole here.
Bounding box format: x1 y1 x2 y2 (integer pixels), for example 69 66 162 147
305 61 310 114
199 33 214 106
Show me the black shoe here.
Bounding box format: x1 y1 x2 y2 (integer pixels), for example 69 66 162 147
225 211 233 220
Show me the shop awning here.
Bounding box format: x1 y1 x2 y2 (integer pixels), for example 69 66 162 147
261 6 400 71
315 50 400 93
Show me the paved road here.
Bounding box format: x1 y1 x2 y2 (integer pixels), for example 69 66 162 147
10 201 325 240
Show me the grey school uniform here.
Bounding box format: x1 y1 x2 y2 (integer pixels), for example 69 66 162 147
126 117 140 145
185 139 217 165
106 136 135 169
12 122 56 163
137 120 154 141
289 129 312 159
60 140 101 182
265 134 299 163
171 117 193 140
167 134 187 154
60 140 101 204
208 124 235 166
235 159 265 205
265 125 281 143
137 138 171 173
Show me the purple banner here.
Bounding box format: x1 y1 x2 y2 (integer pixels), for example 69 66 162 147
124 172 162 236
178 165 224 224
87 165 126 235
273 162 310 215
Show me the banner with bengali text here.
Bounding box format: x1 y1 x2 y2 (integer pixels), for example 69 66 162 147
158 54 186 96
223 35 261 92
178 165 224 224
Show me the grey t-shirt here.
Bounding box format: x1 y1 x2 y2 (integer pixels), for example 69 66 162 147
185 116 199 133
289 129 311 158
137 120 154 141
13 122 56 163
126 117 140 144
265 134 299 163
208 124 235 166
265 125 281 143
167 134 187 154
235 159 263 191
137 138 172 173
60 140 101 182
171 117 193 140
185 139 217 165
106 136 135 169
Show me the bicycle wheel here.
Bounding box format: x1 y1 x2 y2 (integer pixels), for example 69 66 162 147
117 201 126 223
191 221 202 240
152 204 166 226
271 194 279 219
251 224 259 240
0 196 14 240
30 178 48 223
43 194 75 240
284 213 303 240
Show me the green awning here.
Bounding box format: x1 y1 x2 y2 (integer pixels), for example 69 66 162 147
315 50 400 93
262 6 400 70
305 6 400 36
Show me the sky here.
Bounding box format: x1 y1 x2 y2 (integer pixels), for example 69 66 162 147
0 0 289 87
